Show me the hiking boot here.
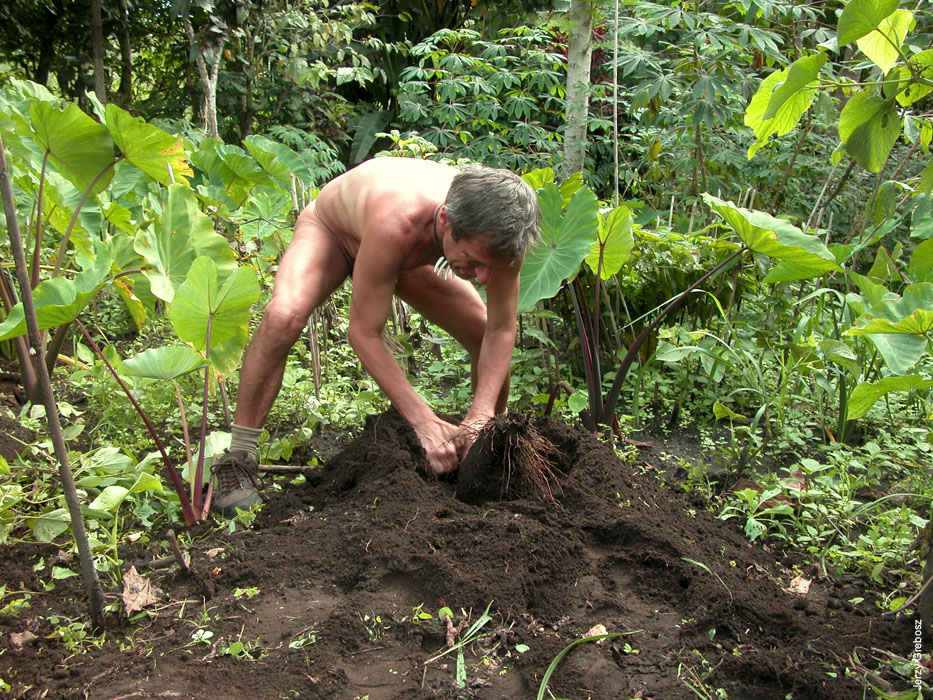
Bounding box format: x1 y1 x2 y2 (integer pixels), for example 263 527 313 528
211 450 263 517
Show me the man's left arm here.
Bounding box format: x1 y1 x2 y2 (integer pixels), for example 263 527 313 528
462 264 521 427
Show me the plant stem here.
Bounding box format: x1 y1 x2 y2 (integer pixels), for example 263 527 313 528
0 133 106 628
74 320 198 526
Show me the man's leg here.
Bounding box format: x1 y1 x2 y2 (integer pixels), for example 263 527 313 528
234 205 352 429
395 267 509 414
214 205 351 516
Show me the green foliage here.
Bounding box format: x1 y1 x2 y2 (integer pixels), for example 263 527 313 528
393 27 565 170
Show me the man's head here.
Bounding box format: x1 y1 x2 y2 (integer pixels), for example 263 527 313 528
445 167 541 260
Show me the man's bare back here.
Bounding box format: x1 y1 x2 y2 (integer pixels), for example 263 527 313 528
311 158 457 270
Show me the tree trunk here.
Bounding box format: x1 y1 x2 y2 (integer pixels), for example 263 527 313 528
90 0 107 103
115 0 133 105
562 0 595 179
182 14 224 140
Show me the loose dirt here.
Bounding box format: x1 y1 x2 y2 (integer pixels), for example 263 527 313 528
0 409 917 699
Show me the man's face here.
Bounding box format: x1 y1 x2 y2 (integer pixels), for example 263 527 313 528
444 237 514 286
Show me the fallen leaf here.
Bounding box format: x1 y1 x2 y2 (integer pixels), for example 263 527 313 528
122 566 163 615
787 574 811 595
10 630 39 648
585 623 609 644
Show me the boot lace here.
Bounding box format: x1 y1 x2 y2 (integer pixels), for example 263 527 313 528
212 453 262 492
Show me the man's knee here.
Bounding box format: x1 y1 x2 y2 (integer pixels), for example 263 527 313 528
260 299 313 343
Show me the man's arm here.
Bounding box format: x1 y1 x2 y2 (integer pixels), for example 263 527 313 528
462 264 521 427
347 227 462 474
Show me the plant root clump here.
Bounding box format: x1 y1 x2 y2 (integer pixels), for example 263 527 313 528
456 411 564 507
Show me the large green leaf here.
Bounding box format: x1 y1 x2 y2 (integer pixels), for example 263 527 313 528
517 182 598 313
909 239 933 283
121 346 208 381
0 242 111 341
762 54 827 121
134 184 235 302
847 375 933 420
169 256 260 355
104 104 192 185
243 135 315 186
895 50 933 107
745 66 819 158
703 194 842 280
856 9 914 75
29 102 114 195
838 90 900 173
585 205 634 280
847 282 933 335
837 0 899 45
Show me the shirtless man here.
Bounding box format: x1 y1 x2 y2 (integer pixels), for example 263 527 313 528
212 157 541 516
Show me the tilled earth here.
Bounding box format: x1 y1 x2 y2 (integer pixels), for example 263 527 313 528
0 409 919 699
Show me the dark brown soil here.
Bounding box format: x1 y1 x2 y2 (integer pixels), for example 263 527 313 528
0 408 918 700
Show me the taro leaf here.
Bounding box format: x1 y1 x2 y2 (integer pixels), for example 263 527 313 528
169 256 259 355
207 325 250 378
909 239 933 283
762 54 827 121
838 91 900 173
243 135 315 187
847 282 933 336
845 282 933 373
847 375 933 420
518 182 598 313
855 9 913 74
703 194 841 280
837 0 900 45
522 168 554 191
0 241 111 340
745 67 819 158
585 204 634 280
134 184 235 303
121 346 208 380
28 101 114 196
912 195 933 240
104 103 192 185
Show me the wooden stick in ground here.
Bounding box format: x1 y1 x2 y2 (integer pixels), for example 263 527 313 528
0 133 106 628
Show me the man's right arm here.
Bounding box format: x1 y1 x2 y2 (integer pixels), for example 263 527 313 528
347 229 462 474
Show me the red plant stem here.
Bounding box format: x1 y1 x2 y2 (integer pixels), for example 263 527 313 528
74 319 198 526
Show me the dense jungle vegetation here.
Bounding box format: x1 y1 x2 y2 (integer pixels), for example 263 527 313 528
0 0 932 696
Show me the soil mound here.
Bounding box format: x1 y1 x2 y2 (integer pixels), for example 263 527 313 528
0 410 914 699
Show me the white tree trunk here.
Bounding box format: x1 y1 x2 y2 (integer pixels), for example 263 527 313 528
562 0 595 180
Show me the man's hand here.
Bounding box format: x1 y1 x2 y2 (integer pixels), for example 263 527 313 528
412 415 465 476
456 412 494 459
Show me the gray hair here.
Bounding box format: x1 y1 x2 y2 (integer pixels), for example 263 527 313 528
445 167 541 259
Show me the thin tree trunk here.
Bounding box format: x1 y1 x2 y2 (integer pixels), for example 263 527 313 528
0 134 105 629
90 0 107 103
181 14 223 140
562 0 595 179
115 0 133 105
